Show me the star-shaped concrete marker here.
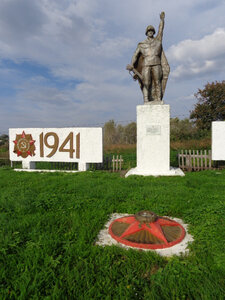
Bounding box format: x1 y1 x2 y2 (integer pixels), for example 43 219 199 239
109 215 186 249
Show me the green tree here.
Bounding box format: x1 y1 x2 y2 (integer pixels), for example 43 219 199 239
170 118 197 141
103 120 136 145
190 81 225 130
124 122 136 144
103 120 117 145
116 124 125 144
0 134 9 146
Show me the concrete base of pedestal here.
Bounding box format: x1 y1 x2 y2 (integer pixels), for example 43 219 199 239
125 103 185 177
22 161 36 169
21 161 89 171
125 166 184 177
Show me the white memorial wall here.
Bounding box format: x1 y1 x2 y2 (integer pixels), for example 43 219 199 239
9 127 103 171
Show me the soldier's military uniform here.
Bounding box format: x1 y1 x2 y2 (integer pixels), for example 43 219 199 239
129 18 169 102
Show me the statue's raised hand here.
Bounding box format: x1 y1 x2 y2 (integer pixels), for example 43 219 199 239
160 12 165 20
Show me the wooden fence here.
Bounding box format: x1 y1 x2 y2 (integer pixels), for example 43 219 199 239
112 155 123 172
0 153 9 159
178 150 212 171
0 152 10 166
44 155 123 172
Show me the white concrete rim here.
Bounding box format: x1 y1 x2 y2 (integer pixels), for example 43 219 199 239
13 168 84 173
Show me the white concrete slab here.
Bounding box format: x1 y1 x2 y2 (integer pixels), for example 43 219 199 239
9 127 103 163
126 166 184 177
212 121 225 160
14 169 81 173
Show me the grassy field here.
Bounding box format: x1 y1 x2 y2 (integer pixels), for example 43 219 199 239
0 168 225 299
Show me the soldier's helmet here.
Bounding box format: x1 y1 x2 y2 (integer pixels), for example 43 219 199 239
145 25 155 35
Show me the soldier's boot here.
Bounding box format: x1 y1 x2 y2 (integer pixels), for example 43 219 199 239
143 87 149 103
155 84 162 102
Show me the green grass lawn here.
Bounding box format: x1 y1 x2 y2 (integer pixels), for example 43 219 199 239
0 168 225 299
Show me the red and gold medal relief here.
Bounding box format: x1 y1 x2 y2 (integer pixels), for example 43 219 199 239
13 131 36 158
109 211 186 250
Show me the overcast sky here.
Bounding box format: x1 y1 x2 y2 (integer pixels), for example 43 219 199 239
0 0 225 133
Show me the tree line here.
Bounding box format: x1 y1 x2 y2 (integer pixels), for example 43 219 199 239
0 134 8 146
104 80 225 145
103 120 136 145
103 118 201 145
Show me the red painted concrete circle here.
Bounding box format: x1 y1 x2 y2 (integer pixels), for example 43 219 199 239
108 215 186 250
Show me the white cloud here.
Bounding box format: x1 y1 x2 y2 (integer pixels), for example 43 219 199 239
1 0 225 133
0 0 47 41
93 38 133 59
167 28 225 79
0 73 139 132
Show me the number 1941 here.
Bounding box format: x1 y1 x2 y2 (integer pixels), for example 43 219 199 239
39 132 80 159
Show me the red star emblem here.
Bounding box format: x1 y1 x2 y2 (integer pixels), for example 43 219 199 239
13 131 36 158
109 215 186 249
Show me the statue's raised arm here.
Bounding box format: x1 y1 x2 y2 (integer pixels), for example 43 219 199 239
156 11 165 41
126 11 170 103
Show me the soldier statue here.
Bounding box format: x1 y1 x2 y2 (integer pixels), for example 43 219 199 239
127 12 170 103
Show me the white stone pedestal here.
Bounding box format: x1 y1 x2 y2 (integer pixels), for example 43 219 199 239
126 104 184 177
22 160 36 170
78 162 90 171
